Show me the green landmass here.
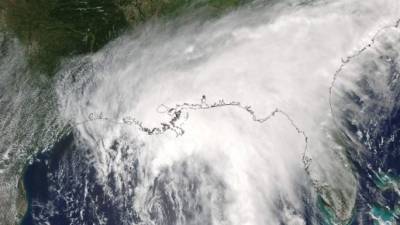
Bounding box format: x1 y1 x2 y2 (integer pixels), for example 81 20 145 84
0 1 244 224
16 177 27 220
1 0 243 75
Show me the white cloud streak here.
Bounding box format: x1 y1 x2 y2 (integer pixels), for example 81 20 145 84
56 0 400 224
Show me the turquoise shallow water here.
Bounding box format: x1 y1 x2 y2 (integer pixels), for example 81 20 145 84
10 1 400 224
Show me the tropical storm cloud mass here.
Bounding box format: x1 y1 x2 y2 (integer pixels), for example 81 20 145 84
0 0 400 224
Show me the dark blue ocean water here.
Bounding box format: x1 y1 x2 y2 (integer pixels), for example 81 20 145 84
21 133 141 225
21 48 400 225
20 131 318 225
339 54 400 224
21 90 400 225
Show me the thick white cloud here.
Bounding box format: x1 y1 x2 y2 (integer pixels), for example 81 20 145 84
56 0 400 224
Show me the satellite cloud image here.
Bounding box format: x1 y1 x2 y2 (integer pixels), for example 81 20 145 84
0 0 400 224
